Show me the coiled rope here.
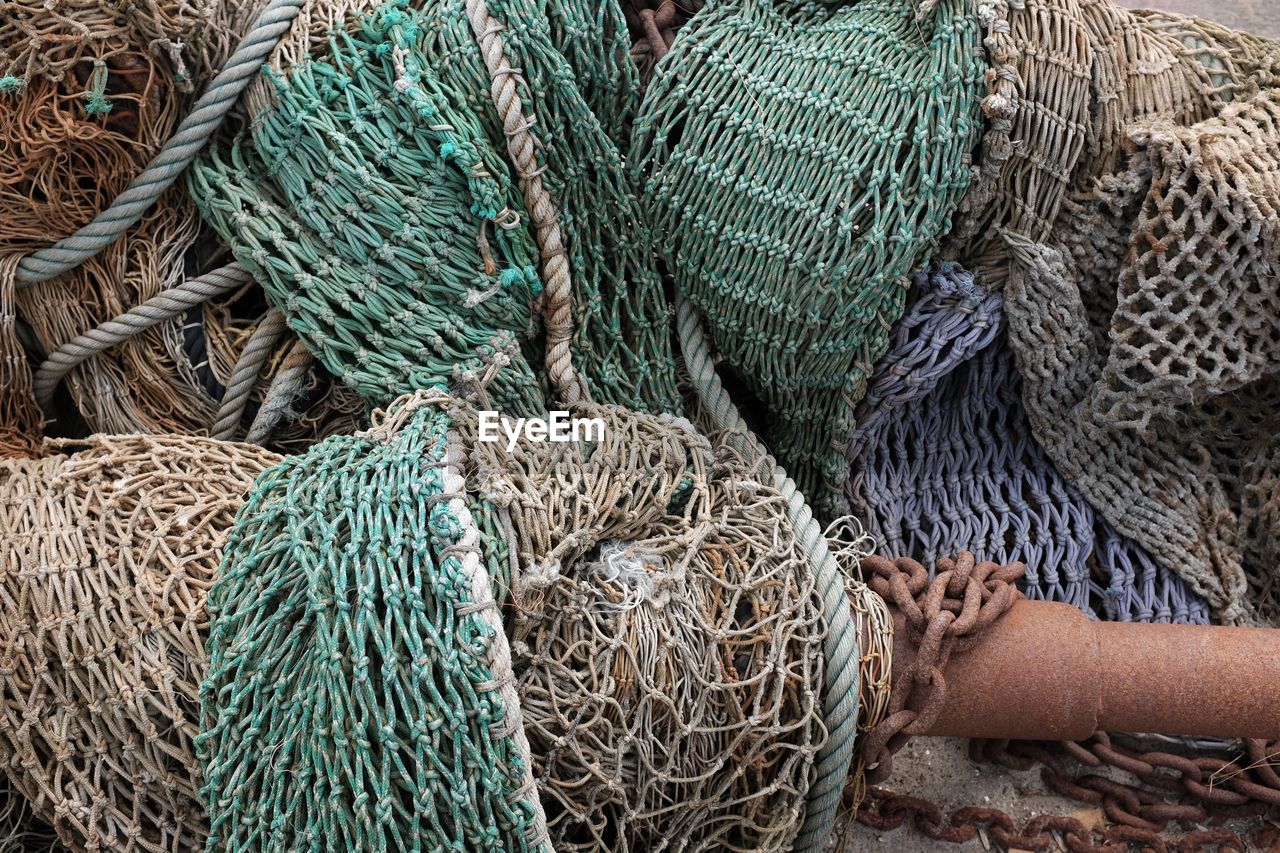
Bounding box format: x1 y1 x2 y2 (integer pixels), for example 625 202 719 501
14 0 305 286
32 264 253 411
210 308 288 439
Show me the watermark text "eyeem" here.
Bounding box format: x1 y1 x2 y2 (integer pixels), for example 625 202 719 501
477 411 605 452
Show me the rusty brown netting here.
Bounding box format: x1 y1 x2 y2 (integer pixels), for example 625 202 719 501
0 432 279 851
0 0 366 447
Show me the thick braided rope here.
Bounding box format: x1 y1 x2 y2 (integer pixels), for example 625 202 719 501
32 263 252 411
443 425 552 852
211 307 287 439
675 292 863 853
14 0 305 286
464 0 588 405
244 338 312 443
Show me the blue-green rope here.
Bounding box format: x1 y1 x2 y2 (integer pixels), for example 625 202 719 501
676 291 861 853
14 0 305 286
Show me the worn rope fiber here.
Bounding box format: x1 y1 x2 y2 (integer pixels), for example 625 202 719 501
243 337 314 443
465 0 587 405
210 308 287 439
2 0 364 445
676 292 876 853
32 263 252 411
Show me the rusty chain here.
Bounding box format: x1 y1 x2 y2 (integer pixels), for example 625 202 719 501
973 736 1280 834
858 552 1025 785
847 553 1280 850
622 0 690 60
853 785 1263 852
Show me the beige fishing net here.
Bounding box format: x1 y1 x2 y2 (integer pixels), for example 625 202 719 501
0 432 278 851
949 0 1280 282
944 0 1280 625
455 398 829 851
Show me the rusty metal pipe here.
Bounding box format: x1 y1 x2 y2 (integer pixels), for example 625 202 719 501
888 598 1280 740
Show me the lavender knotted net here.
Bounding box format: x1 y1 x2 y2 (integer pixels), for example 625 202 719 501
846 261 1209 624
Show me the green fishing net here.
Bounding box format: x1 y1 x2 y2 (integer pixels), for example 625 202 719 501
199 396 548 852
201 389 834 851
631 0 986 516
190 0 680 416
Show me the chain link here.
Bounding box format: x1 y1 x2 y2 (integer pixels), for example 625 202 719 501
858 552 1025 784
853 734 1280 851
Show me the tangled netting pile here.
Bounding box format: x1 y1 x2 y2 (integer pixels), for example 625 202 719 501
632 0 988 514
0 0 365 450
945 0 1280 624
847 260 1210 625
0 433 278 851
192 0 680 416
202 391 829 852
0 0 1279 848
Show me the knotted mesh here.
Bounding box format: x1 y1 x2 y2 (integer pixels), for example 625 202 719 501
630 0 986 517
192 0 680 415
461 402 827 851
932 0 1280 625
1 0 367 446
202 390 828 852
0 433 278 851
947 0 1280 284
846 261 1210 624
1002 86 1280 627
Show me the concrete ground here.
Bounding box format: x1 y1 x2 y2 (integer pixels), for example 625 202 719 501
833 3 1278 851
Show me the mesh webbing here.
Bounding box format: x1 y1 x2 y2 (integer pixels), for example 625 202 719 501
1 0 364 445
1002 85 1280 626
192 0 680 415
202 390 829 851
847 261 1210 624
0 433 279 851
630 0 986 516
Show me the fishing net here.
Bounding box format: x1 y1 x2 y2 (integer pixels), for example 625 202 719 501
630 0 987 518
846 260 1210 624
931 0 1280 624
1002 82 1280 627
0 432 279 851
201 389 832 851
1 0 367 448
946 0 1280 282
191 0 680 416
0 778 63 853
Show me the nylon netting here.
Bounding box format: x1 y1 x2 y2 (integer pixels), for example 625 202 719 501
846 260 1210 624
629 0 986 518
191 0 680 416
0 433 279 851
934 0 1280 626
201 390 828 851
0 0 368 448
946 0 1280 285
